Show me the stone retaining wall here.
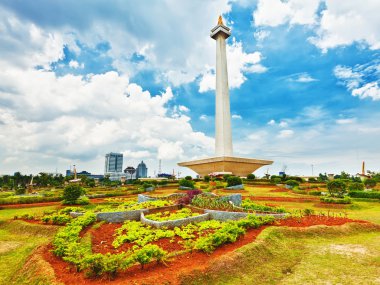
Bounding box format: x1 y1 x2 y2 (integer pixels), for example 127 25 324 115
141 211 210 229
255 212 287 219
220 193 242 206
96 209 148 223
70 209 149 223
205 209 248 221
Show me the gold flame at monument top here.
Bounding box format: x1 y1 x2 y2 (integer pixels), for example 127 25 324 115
218 15 224 25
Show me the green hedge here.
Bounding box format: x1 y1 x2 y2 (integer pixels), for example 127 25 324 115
320 196 352 204
0 195 62 205
348 191 380 199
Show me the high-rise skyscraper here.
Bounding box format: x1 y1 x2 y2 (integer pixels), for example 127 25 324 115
104 152 123 174
136 161 148 178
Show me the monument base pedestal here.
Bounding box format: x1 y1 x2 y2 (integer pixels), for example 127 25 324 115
178 156 273 177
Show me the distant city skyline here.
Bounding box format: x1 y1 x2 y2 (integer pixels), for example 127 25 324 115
0 1 379 176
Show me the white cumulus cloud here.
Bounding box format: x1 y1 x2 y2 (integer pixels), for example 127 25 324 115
334 61 380 101
199 39 267 92
253 0 320 27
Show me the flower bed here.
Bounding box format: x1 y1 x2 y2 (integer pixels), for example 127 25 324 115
144 208 200 221
50 212 276 279
94 200 174 213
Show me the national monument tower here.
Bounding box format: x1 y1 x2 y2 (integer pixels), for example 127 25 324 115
178 16 273 177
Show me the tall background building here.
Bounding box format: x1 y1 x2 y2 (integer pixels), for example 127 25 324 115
104 152 123 174
136 161 148 178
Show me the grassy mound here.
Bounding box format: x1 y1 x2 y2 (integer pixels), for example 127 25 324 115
180 222 380 285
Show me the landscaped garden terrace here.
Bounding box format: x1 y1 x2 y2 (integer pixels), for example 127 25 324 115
9 191 367 283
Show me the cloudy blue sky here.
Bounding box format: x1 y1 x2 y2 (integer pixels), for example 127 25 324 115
0 0 379 177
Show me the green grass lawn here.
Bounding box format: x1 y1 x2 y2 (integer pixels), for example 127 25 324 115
181 223 380 285
0 206 60 285
1 185 380 285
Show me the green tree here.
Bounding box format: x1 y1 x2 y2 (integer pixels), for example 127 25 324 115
223 174 232 182
179 179 195 189
203 175 210 182
63 184 85 204
349 182 364 191
227 176 242 187
246 174 255 180
318 173 328 182
327 179 347 197
364 178 376 189
285 180 300 188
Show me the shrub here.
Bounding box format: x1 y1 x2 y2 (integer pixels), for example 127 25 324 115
246 174 255 180
133 244 167 269
158 180 168 186
185 176 192 181
287 176 304 183
327 179 347 197
348 191 380 199
309 191 322 196
303 208 315 216
320 196 351 204
273 177 282 184
285 180 299 188
15 187 26 195
349 182 364 191
203 175 210 182
241 199 286 213
308 178 317 182
226 176 242 187
223 174 232 182
76 196 90 205
63 184 85 204
179 179 195 189
270 175 282 182
364 178 377 189
142 182 154 190
177 189 202 204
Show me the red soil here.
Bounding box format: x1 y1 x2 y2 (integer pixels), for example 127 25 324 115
314 202 347 209
42 215 366 285
92 223 184 254
15 218 44 225
269 188 290 193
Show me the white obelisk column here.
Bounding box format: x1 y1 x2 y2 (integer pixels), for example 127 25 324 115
211 16 233 157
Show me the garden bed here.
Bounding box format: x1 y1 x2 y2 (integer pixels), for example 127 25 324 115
42 215 366 285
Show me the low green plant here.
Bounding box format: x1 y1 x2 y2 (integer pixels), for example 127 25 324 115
320 196 352 204
133 244 167 269
348 191 380 199
52 212 96 257
145 208 200 221
191 195 234 211
241 199 286 213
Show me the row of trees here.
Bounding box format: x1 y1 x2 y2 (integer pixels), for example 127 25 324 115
0 172 67 190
